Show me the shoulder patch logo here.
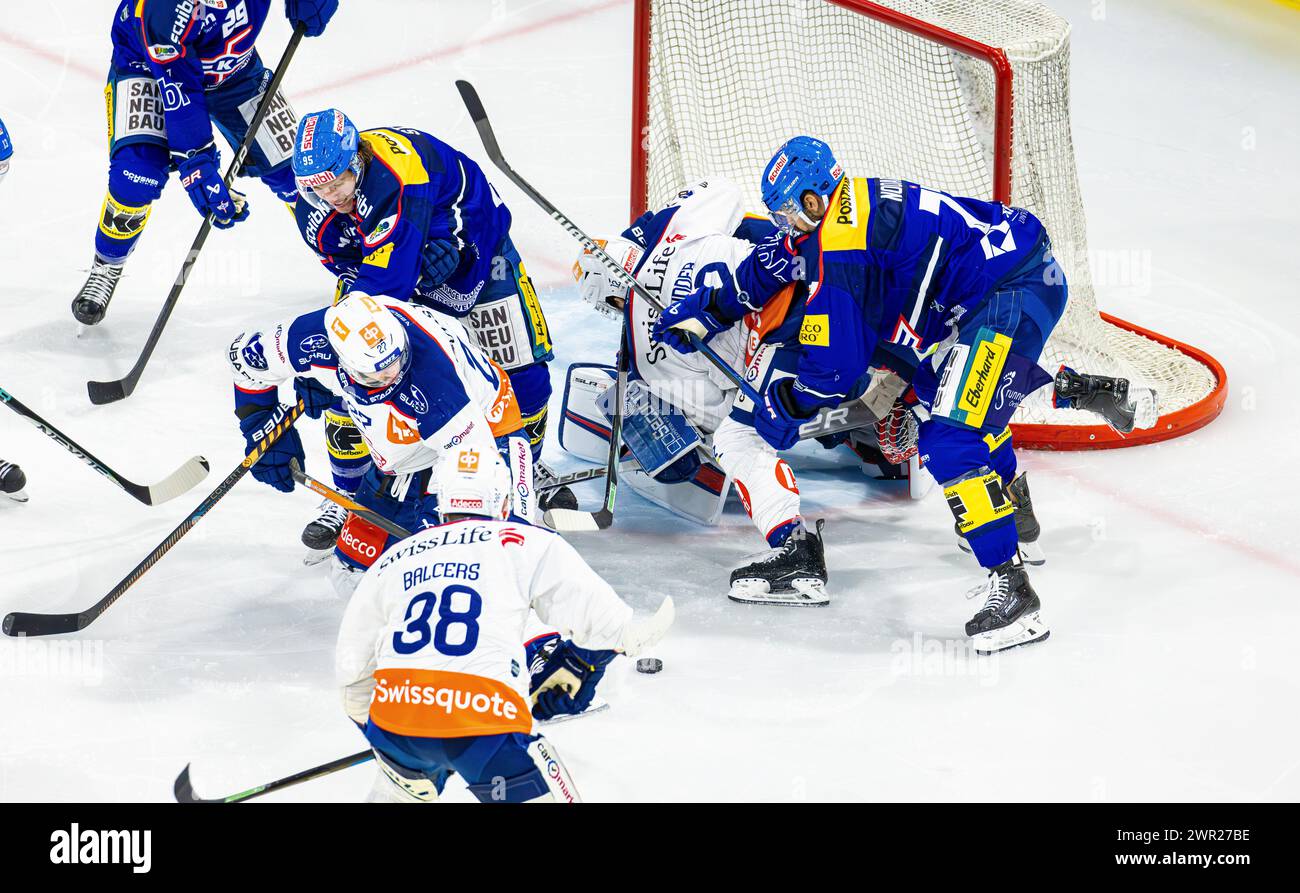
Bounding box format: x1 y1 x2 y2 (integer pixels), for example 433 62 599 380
400 385 429 415
300 334 330 353
386 413 420 445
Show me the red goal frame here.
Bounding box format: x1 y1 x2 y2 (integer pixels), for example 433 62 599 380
629 0 1226 450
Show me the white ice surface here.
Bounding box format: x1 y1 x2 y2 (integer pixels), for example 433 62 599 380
0 0 1298 802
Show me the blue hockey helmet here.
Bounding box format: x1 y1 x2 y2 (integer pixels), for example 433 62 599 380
293 109 362 210
760 136 844 234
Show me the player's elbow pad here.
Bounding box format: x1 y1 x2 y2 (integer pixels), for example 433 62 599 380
419 239 460 288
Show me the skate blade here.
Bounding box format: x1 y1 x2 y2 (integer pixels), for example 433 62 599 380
537 699 610 726
957 538 1047 567
972 612 1051 655
4 489 29 504
302 547 335 567
728 578 829 607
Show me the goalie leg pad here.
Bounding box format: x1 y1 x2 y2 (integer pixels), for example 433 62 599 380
597 378 702 483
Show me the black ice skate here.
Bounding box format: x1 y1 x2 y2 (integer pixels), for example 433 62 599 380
1053 366 1157 433
1 460 28 503
957 471 1045 565
71 256 125 326
536 463 579 513
964 553 1050 655
302 498 349 565
729 519 828 607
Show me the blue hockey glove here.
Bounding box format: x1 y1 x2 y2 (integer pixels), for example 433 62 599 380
175 145 248 229
294 377 335 419
529 638 617 721
419 238 460 289
239 406 305 492
651 286 732 354
285 0 338 37
754 378 817 452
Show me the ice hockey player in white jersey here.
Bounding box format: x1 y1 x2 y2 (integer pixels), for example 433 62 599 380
573 177 830 606
227 292 535 583
335 457 674 802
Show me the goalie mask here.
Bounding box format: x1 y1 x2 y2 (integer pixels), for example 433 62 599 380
324 294 410 389
573 237 645 320
434 451 512 521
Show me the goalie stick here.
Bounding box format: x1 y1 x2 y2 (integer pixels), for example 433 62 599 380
87 25 306 406
543 341 628 531
175 750 374 803
2 400 305 638
0 386 209 505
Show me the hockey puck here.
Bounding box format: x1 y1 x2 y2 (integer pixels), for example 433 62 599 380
636 658 663 674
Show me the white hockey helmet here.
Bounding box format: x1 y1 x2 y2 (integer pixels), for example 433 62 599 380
573 237 646 319
434 450 512 521
324 293 410 389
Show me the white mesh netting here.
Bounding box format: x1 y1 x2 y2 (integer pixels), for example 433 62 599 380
640 0 1220 437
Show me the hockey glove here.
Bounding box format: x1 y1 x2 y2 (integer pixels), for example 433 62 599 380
175 145 249 229
755 378 817 452
294 377 336 420
529 637 618 721
239 406 305 493
285 0 338 37
651 285 732 354
419 238 460 290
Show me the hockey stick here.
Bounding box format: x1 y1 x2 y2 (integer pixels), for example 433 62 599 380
288 461 412 539
456 80 763 406
2 400 305 638
543 340 628 531
0 385 209 505
175 749 374 803
87 25 307 406
539 464 608 490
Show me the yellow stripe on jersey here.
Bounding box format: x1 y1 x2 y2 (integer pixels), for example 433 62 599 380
820 177 871 252
362 129 429 185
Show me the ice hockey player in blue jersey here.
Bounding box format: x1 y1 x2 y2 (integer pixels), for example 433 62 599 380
72 0 338 326
287 108 568 555
0 114 12 182
656 136 1154 654
0 121 24 504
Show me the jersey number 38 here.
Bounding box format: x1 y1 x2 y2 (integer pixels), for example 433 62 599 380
393 585 483 657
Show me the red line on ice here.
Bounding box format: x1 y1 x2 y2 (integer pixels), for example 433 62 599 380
0 30 104 81
299 0 631 99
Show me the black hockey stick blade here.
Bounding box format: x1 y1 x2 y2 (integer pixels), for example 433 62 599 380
173 764 214 803
87 26 306 405
175 750 374 804
3 400 304 638
2 609 83 638
2 385 211 504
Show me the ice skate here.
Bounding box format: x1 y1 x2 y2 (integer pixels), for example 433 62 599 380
71 255 125 327
729 519 829 606
964 553 1050 655
302 498 349 566
0 460 28 503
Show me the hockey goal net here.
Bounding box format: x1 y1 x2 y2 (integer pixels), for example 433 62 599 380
631 0 1225 449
